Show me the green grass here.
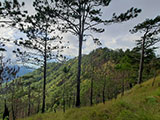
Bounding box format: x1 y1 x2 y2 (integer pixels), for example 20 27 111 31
20 76 160 120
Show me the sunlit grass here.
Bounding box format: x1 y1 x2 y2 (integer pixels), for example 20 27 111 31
20 76 160 120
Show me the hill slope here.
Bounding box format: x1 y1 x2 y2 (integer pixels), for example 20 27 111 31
0 47 159 119
21 76 160 120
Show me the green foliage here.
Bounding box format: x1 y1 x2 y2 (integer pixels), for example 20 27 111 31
0 47 159 119
130 15 160 50
115 55 132 71
145 96 158 105
20 76 160 120
62 66 69 74
116 109 138 120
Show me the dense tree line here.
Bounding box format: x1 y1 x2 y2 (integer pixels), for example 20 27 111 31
0 47 160 119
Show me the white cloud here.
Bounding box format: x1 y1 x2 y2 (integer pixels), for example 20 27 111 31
0 27 15 38
1 0 160 61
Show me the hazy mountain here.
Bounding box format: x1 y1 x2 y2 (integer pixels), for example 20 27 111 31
17 66 34 77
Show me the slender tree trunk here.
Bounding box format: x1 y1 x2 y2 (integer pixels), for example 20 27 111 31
73 92 76 107
63 81 65 113
76 34 83 107
67 94 69 108
12 92 15 120
138 32 147 84
76 6 85 107
69 96 71 108
129 83 133 88
152 71 156 86
42 30 47 113
121 78 124 96
37 93 40 113
3 100 9 120
114 86 118 99
10 80 16 120
102 79 106 104
90 78 93 106
90 60 94 106
37 103 40 113
28 84 31 116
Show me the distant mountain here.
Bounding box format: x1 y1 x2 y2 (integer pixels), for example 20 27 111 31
17 66 34 77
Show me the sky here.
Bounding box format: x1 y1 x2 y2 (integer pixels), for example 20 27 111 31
0 0 160 60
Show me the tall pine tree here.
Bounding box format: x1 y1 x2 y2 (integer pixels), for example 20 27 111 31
13 0 67 113
130 15 160 84
43 0 141 107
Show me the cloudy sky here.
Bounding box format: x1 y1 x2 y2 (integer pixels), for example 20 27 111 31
0 0 160 59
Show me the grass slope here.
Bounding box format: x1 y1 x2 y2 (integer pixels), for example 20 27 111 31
20 76 160 120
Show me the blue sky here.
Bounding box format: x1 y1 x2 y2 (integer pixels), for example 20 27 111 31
0 0 160 60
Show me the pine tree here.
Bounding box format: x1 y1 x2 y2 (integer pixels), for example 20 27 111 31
13 0 67 113
44 0 141 107
130 16 160 84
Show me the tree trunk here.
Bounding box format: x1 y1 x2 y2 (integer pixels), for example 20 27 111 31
63 97 65 113
42 31 47 113
90 61 94 106
28 84 31 116
129 83 133 88
68 96 71 108
102 79 106 104
76 34 83 107
37 93 40 113
152 71 156 87
121 78 124 96
90 78 93 106
12 93 16 120
10 81 16 120
63 82 65 113
73 92 76 107
37 103 40 113
3 100 9 120
138 36 146 84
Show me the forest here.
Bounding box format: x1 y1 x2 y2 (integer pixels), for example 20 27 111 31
0 0 160 120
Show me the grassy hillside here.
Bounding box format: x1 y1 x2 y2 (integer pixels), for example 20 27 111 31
20 76 160 120
0 47 159 119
